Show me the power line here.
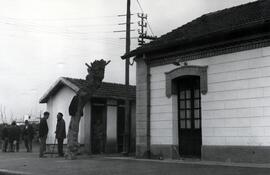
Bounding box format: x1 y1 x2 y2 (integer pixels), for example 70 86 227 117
0 15 121 21
0 18 124 28
0 18 121 29
0 14 139 47
146 19 154 36
0 19 133 36
0 14 140 39
1 32 126 48
136 0 144 13
0 25 126 45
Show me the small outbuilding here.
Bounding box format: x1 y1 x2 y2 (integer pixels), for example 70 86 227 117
123 0 270 163
39 77 136 154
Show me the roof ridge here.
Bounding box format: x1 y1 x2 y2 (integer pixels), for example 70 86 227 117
158 0 261 40
62 77 136 87
40 77 136 103
203 0 262 17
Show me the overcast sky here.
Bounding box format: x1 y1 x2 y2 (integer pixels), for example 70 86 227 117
0 0 256 121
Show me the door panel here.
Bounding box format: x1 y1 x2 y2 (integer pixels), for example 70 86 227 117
91 105 106 154
178 76 202 157
117 107 125 153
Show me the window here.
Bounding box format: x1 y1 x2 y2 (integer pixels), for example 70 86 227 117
178 76 201 130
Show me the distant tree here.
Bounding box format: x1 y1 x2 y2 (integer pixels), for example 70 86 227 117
65 59 110 159
0 105 8 124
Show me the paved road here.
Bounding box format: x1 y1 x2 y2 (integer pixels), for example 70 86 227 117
0 152 269 175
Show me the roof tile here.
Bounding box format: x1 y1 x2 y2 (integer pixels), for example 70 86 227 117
63 77 136 100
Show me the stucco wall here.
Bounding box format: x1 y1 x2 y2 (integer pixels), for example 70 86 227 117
136 59 148 154
83 102 91 152
149 46 270 147
46 86 86 144
150 64 178 145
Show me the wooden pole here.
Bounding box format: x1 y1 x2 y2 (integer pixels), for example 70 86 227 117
123 0 131 155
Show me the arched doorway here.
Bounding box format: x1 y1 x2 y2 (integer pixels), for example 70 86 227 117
166 65 207 158
177 76 202 157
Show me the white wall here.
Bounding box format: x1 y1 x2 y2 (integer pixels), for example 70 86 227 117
150 46 270 146
83 102 91 152
46 86 85 144
150 64 178 145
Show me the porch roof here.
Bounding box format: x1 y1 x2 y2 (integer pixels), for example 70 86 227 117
39 77 136 103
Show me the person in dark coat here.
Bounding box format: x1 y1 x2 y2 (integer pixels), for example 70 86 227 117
55 112 66 157
22 120 34 152
8 121 17 152
39 111 49 158
1 123 9 152
14 122 21 152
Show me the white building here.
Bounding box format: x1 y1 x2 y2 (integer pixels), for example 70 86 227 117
123 0 270 163
39 77 136 154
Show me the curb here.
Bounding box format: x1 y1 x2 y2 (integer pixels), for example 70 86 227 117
0 169 30 175
104 157 270 169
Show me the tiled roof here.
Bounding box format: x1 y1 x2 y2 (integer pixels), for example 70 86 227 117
39 77 136 103
123 0 270 58
64 77 136 100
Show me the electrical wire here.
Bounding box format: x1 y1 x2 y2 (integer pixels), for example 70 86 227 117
0 14 121 22
136 0 144 13
0 20 121 32
0 16 123 28
0 19 136 39
0 14 138 48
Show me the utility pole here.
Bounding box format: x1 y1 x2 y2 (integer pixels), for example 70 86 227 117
138 13 157 46
138 13 147 46
123 0 131 155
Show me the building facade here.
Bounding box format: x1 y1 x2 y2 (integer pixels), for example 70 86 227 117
123 0 270 163
40 77 136 154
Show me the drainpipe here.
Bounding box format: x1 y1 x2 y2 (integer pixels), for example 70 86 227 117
146 56 151 159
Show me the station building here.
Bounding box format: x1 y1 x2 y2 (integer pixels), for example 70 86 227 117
40 77 136 154
123 0 270 163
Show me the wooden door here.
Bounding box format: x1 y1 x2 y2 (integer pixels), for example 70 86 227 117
91 105 106 154
117 106 125 153
178 76 202 157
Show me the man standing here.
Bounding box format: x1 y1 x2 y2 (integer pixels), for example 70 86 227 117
39 111 49 158
22 120 34 152
8 121 17 152
2 123 9 152
14 122 21 152
55 112 66 157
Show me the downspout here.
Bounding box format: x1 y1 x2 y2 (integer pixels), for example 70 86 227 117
145 55 151 159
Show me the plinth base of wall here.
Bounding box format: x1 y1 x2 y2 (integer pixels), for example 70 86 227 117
202 145 270 163
136 144 179 159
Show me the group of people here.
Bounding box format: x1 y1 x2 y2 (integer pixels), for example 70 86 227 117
39 111 66 158
2 120 34 152
1 111 66 158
